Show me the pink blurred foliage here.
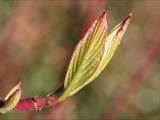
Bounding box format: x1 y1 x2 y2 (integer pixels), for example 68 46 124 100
46 99 77 120
0 0 53 94
0 0 55 118
101 35 160 120
100 14 160 120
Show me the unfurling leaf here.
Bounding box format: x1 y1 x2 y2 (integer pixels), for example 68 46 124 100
0 82 22 114
59 10 132 101
90 13 133 80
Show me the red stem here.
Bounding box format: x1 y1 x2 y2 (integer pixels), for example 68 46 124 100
14 96 60 111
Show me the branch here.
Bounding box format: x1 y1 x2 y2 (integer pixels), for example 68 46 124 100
13 96 60 111
0 83 62 113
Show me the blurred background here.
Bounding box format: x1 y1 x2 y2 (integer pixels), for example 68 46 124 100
0 0 160 119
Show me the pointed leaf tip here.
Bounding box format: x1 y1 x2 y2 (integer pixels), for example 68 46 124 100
101 10 109 19
122 13 133 27
100 10 109 28
109 13 132 42
117 13 132 39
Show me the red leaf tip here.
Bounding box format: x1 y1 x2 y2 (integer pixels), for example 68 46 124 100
114 12 133 40
16 81 22 89
101 9 109 20
99 9 109 31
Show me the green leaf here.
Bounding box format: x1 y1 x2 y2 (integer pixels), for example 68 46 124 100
60 11 132 101
90 13 133 80
0 82 22 114
60 11 108 100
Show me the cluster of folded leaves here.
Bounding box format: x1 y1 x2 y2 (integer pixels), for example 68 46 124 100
60 10 132 100
0 10 132 113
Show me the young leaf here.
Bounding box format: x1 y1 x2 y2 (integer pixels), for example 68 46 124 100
60 11 108 100
60 11 132 101
0 82 22 114
88 13 133 81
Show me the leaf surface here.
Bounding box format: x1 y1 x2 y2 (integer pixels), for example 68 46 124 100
60 11 132 100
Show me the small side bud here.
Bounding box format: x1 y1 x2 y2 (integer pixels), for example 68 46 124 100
0 82 22 114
